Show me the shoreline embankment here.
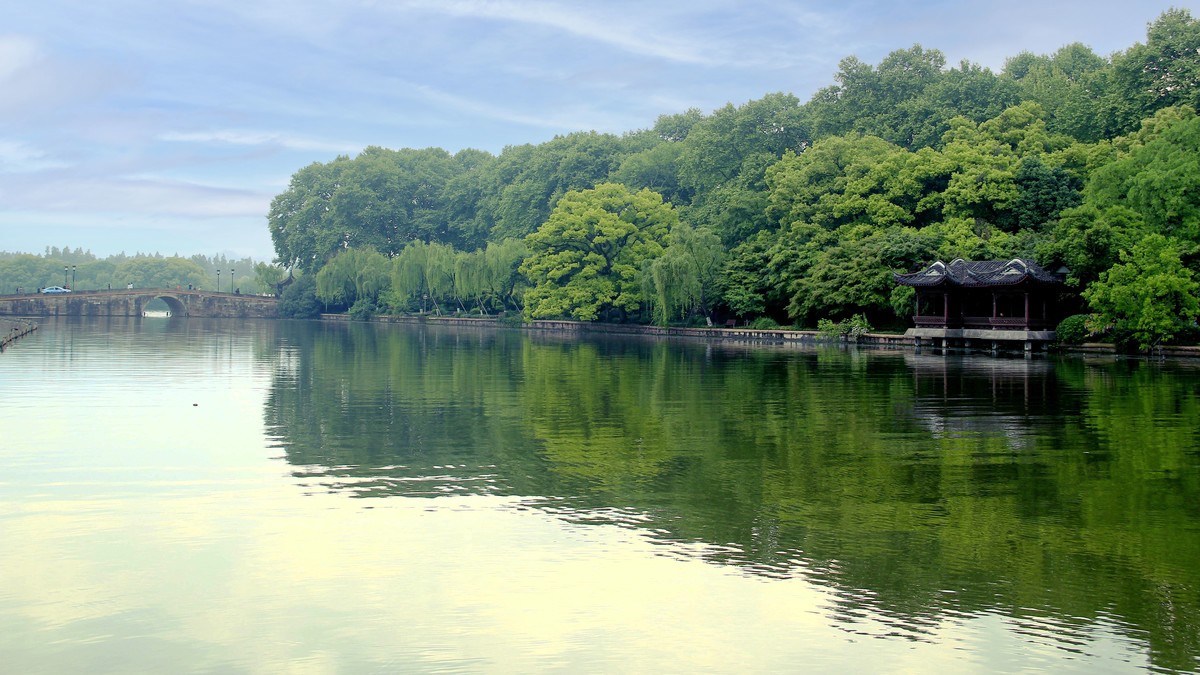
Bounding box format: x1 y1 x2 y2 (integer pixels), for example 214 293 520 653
323 313 1200 359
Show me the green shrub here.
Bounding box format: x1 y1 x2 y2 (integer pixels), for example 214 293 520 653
749 317 780 330
497 312 524 328
845 313 873 340
1055 314 1091 345
348 298 377 321
817 318 841 339
817 314 873 342
277 275 321 319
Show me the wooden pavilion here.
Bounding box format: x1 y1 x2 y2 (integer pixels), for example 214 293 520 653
893 258 1069 351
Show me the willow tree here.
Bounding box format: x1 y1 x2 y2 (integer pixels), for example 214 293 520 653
446 238 530 315
646 223 724 325
422 242 456 314
389 240 459 314
315 247 391 310
454 250 489 314
483 238 529 313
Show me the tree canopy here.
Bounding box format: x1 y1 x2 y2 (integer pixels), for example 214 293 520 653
267 9 1200 348
520 183 676 322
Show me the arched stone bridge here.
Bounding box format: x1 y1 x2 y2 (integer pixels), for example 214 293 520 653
0 288 278 318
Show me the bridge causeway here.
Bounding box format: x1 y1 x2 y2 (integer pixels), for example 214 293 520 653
0 288 278 319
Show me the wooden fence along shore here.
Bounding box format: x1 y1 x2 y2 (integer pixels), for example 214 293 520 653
0 318 37 351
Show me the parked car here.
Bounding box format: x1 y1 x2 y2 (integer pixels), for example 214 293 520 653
40 286 71 294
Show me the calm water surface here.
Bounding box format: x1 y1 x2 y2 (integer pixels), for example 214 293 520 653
1 317 1198 673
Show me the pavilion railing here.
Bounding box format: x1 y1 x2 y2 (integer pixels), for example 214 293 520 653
914 315 1055 330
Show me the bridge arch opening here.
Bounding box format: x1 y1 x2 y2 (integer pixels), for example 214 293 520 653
148 295 187 317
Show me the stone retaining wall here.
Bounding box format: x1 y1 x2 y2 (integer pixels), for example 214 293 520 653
322 313 918 348
321 314 1200 359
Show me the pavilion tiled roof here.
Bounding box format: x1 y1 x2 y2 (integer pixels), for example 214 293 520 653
893 258 1063 288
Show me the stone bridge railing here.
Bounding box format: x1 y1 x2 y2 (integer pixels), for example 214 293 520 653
0 288 278 318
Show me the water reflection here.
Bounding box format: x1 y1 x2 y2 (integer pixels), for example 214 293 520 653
4 318 1196 671
263 323 1200 672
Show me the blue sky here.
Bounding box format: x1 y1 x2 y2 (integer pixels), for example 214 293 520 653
2 1 1196 261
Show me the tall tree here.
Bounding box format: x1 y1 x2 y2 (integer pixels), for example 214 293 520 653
520 184 676 321
1103 9 1200 136
489 132 631 241
646 223 725 325
1083 234 1200 351
1084 107 1200 246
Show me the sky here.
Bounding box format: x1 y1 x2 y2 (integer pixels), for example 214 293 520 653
2 1 1196 262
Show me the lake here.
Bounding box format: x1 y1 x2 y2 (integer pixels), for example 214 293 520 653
1 317 1198 673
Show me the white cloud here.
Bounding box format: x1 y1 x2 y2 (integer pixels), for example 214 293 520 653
0 33 124 121
407 83 626 133
0 140 69 173
0 34 43 81
159 129 363 154
390 0 720 64
0 173 269 219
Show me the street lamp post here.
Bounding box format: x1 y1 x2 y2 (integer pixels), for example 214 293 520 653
71 265 76 290
230 268 235 294
217 269 221 293
63 265 68 287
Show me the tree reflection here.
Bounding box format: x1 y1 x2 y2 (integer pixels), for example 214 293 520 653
262 323 1200 671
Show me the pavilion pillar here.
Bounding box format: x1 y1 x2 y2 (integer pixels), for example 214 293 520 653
1024 292 1030 329
943 293 949 325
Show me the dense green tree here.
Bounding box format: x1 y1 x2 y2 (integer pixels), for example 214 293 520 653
1083 233 1200 351
804 45 1019 150
1005 43 1108 142
489 132 632 241
0 254 66 293
257 9 1200 341
719 222 830 323
1040 205 1146 287
268 147 491 272
268 157 353 270
676 92 809 195
611 142 690 205
1011 155 1083 230
388 240 460 314
1102 9 1200 136
254 262 287 294
472 238 529 314
422 241 457 314
439 148 500 250
787 225 937 324
327 147 459 252
889 59 1022 149
766 134 906 230
1085 107 1200 246
520 184 676 321
652 108 705 142
114 257 208 290
682 154 774 246
277 273 321 318
719 230 777 320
